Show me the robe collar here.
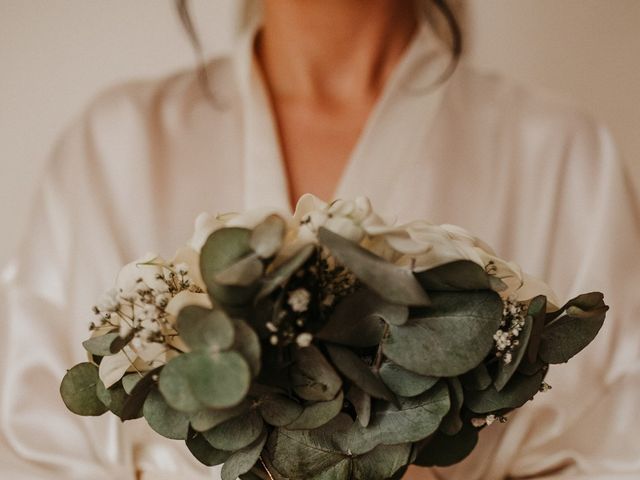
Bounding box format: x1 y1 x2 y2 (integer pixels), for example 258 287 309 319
233 15 452 213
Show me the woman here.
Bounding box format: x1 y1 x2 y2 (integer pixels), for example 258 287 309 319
1 1 638 478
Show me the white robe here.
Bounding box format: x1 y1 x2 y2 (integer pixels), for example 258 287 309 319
1 18 638 480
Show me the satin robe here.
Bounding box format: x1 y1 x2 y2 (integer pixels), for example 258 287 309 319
1 19 639 480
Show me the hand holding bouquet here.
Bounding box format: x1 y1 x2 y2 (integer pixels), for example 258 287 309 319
60 195 608 480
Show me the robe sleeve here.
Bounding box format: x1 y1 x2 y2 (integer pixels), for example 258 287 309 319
509 122 640 478
0 105 137 479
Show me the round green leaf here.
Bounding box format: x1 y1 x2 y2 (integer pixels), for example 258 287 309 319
120 366 161 421
257 244 315 300
326 344 396 404
221 429 268 480
539 293 608 364
204 408 264 451
258 394 303 427
285 391 344 431
414 260 505 292
439 378 463 435
316 290 389 347
291 345 342 401
250 214 286 258
233 319 261 377
161 351 250 411
383 291 503 377
191 351 252 409
200 227 258 306
214 253 264 287
96 380 131 419
318 227 430 307
121 373 142 394
60 363 108 416
143 389 190 440
177 305 235 352
158 354 203 413
82 332 124 356
186 431 231 466
352 443 411 480
347 381 451 455
465 370 545 414
190 401 249 432
346 386 371 427
378 361 438 398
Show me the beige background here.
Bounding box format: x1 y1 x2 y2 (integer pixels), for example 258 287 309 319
1 0 639 268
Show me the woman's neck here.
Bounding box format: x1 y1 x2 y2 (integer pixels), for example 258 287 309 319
257 0 418 105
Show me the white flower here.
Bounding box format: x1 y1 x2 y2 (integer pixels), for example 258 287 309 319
296 333 313 348
288 288 311 313
97 288 120 312
292 194 383 243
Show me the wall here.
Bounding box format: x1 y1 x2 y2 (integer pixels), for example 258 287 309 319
1 0 638 268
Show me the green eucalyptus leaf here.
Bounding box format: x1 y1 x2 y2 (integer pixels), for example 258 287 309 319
233 319 261 377
378 361 438 398
494 315 533 391
160 351 251 411
539 292 608 364
214 253 264 287
258 394 303 427
82 332 127 357
269 414 410 480
460 364 492 391
190 401 250 432
526 295 547 363
465 370 545 414
177 305 235 352
318 227 430 306
316 289 398 347
190 351 251 409
258 244 315 300
221 429 268 480
121 366 161 421
203 408 264 451
285 391 344 430
268 414 354 479
158 354 203 413
517 357 545 376
121 373 142 394
60 363 108 416
439 378 464 435
201 227 259 306
352 443 411 480
326 344 396 404
384 291 503 377
143 389 190 440
291 345 342 401
250 215 286 259
346 385 371 427
96 380 131 419
413 422 479 467
545 292 607 323
347 381 450 455
186 431 231 466
415 260 505 292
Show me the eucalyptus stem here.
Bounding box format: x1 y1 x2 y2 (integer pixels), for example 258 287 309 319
259 456 275 480
374 323 390 372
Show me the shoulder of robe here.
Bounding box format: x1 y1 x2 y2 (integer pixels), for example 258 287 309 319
447 63 609 165
70 54 239 150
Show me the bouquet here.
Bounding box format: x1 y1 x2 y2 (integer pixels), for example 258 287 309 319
60 194 608 480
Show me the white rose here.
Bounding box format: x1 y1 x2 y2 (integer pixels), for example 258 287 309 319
116 253 168 297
